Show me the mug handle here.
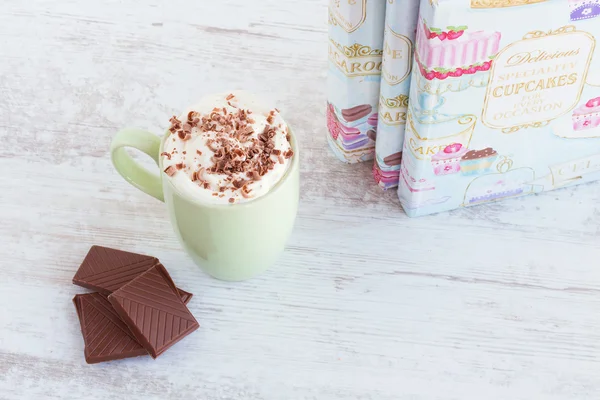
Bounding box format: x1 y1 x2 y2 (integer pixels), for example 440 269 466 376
110 128 164 202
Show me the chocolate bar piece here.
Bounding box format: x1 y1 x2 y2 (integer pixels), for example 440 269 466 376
108 264 199 359
73 246 192 304
73 293 147 364
341 104 372 122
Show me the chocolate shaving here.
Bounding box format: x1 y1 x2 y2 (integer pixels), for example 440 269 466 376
169 116 182 126
239 126 254 136
207 140 220 152
167 101 290 196
226 94 235 100
175 163 184 170
160 152 172 160
228 198 235 203
164 166 176 176
241 184 253 199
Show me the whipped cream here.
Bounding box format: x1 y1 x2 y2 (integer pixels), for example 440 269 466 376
161 91 294 204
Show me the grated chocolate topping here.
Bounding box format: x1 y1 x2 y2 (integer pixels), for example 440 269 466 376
163 94 293 201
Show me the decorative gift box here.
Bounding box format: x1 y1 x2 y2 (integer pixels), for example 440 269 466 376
398 0 600 217
373 0 421 189
327 0 386 163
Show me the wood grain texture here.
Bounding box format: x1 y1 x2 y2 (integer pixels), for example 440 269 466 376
1 0 599 399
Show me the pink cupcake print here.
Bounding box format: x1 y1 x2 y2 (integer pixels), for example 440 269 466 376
431 143 467 176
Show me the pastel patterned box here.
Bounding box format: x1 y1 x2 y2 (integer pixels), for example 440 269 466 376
373 0 420 189
398 0 600 217
327 0 386 163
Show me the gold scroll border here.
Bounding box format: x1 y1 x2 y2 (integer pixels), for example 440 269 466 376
329 38 384 58
405 110 477 160
329 0 367 34
407 111 477 139
471 0 548 8
381 94 410 109
546 153 600 188
383 23 414 86
379 95 409 126
481 25 597 134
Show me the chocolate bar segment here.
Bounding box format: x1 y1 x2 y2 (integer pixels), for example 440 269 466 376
73 246 192 304
108 264 199 359
73 293 148 364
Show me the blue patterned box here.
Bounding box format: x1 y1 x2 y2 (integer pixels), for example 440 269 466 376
327 0 386 163
373 0 421 189
398 0 600 217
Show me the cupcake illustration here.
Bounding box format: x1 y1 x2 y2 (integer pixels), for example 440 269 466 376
460 147 498 176
572 97 600 131
414 18 501 94
431 143 467 176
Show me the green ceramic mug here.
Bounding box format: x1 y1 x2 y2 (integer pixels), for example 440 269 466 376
110 127 299 281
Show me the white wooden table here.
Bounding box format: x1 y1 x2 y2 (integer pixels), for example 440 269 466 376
1 1 599 399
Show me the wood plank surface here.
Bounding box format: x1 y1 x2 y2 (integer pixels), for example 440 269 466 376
1 1 599 399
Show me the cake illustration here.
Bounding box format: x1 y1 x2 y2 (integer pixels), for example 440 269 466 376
368 113 378 127
373 151 402 189
373 162 400 189
467 179 524 205
327 103 375 162
400 161 435 193
570 0 600 21
572 97 600 131
405 103 477 162
431 143 467 176
460 147 498 176
462 168 543 207
414 18 501 94
462 168 537 207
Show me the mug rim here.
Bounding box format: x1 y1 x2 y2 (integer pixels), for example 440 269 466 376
158 124 299 209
